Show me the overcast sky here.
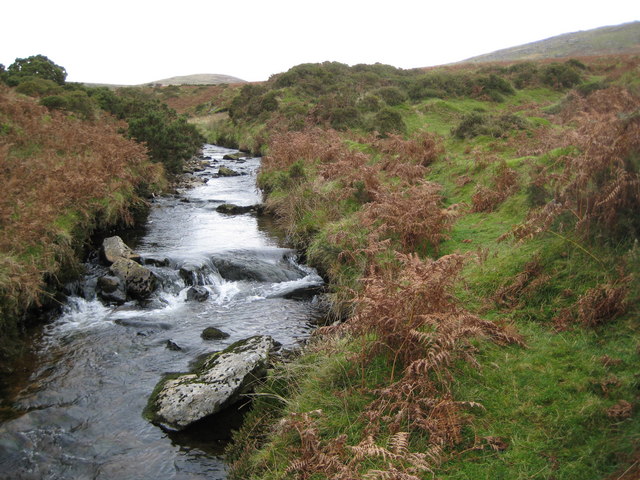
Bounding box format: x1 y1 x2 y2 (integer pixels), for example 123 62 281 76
2 0 638 85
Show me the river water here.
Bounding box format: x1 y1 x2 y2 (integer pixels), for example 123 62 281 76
0 145 325 479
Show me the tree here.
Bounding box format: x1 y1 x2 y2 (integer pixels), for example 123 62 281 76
6 55 67 86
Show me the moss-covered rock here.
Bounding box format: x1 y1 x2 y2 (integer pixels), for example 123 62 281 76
145 335 275 431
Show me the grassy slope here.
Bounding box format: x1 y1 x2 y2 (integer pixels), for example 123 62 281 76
206 56 640 480
0 86 165 359
463 21 640 63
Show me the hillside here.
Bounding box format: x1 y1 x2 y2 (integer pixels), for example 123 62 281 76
194 56 640 479
146 73 246 86
462 21 640 63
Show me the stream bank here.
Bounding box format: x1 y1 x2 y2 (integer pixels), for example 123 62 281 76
0 145 325 480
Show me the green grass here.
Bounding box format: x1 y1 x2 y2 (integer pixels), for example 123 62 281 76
446 318 640 480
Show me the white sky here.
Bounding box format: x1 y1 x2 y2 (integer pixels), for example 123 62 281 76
1 0 638 84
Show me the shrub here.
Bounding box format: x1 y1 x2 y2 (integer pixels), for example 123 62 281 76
452 112 487 139
507 62 540 89
127 109 203 173
542 62 583 89
477 74 515 101
371 107 406 135
40 94 68 110
373 86 408 106
357 93 382 112
15 78 62 97
452 112 529 139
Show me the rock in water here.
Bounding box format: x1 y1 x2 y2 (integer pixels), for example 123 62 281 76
146 335 275 431
217 166 240 177
186 286 210 302
96 275 126 304
201 326 230 340
216 203 263 215
101 236 141 264
110 258 157 299
222 152 245 161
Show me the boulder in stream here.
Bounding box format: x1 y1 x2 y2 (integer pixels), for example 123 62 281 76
145 335 275 431
222 152 246 161
110 258 157 299
211 255 305 283
217 166 241 177
186 286 209 302
101 236 141 264
201 326 230 340
216 203 264 215
96 275 127 304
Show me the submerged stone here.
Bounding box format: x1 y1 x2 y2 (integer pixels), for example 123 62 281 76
201 326 230 340
166 340 182 351
187 286 210 302
146 335 275 431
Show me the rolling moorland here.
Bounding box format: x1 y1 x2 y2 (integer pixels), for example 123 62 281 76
463 21 640 63
1 22 639 480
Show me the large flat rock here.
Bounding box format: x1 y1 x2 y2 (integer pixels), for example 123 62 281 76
146 335 275 431
101 236 141 264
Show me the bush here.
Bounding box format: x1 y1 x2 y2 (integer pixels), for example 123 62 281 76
373 86 408 106
542 62 583 89
127 109 203 173
357 94 383 112
452 112 529 139
507 62 540 89
478 74 515 99
15 78 62 97
40 95 68 110
40 90 97 119
371 108 406 135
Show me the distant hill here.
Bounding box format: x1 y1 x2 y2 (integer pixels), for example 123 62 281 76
462 21 640 63
145 73 246 86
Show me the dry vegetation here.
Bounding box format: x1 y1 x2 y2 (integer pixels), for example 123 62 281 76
0 86 163 341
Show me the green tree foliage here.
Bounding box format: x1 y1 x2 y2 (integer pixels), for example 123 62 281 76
229 84 278 122
89 88 204 173
6 55 67 86
122 100 203 173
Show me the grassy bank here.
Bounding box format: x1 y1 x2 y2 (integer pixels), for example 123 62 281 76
198 56 640 479
0 86 166 363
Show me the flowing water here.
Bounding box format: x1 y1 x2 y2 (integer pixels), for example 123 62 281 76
0 145 325 479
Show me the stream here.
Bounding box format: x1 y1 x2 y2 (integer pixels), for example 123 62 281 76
0 145 325 479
